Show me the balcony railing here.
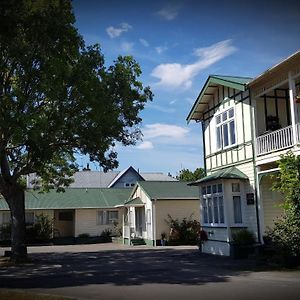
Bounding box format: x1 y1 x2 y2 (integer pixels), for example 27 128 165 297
256 125 294 156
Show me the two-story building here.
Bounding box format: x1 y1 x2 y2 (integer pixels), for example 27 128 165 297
187 51 300 256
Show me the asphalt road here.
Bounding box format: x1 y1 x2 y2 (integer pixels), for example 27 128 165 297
0 243 300 300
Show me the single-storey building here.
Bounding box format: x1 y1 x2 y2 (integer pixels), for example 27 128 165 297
0 188 131 238
123 181 200 246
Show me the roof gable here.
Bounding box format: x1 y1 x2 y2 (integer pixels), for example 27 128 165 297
187 75 252 123
107 166 145 188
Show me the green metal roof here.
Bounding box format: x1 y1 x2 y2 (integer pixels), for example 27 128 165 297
186 75 252 123
124 197 144 206
190 167 249 185
0 188 131 210
133 181 199 200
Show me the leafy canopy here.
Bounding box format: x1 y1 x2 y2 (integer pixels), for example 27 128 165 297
177 168 205 182
0 0 152 193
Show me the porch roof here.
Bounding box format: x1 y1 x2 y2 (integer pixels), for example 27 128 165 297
189 167 249 185
187 75 252 123
0 188 131 210
124 197 144 207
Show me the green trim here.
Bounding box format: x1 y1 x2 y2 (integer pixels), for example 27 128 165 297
187 75 252 123
190 166 248 185
144 239 155 246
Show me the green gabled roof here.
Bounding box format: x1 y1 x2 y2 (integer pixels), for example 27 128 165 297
189 167 248 185
124 197 144 206
186 75 252 123
0 188 131 210
133 181 199 200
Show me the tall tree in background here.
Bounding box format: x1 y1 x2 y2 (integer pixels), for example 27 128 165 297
177 168 205 182
0 0 152 261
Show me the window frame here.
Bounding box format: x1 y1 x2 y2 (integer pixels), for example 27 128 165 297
201 182 226 227
215 106 237 150
231 181 243 225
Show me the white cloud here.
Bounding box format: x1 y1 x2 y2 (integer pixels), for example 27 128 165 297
139 38 149 47
151 39 237 89
121 41 134 52
148 104 176 113
156 4 181 20
136 141 154 150
155 46 168 54
142 123 189 140
106 22 132 38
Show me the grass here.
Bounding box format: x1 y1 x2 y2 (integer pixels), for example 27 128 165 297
0 289 75 300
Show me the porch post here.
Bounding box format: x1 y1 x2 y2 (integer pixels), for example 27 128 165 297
255 167 265 243
288 71 297 145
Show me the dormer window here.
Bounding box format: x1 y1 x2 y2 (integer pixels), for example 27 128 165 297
216 107 236 149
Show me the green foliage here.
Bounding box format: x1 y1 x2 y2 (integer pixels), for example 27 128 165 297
100 228 112 242
112 221 122 237
0 213 53 242
266 151 300 260
177 168 205 182
232 229 255 246
165 214 200 245
0 0 152 193
77 233 90 238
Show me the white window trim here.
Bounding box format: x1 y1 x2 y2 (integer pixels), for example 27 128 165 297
231 181 244 225
202 183 226 227
215 106 237 151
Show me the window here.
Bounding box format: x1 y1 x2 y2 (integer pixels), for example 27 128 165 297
202 184 225 225
108 211 119 224
216 107 236 149
232 183 240 192
233 196 242 223
97 210 118 225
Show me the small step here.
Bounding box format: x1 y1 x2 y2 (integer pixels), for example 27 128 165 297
131 238 146 246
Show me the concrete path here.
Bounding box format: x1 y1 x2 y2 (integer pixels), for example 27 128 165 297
1 243 300 300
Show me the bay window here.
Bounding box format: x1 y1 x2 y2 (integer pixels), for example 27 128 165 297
202 183 225 225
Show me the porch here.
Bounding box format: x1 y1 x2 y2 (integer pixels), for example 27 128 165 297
252 55 300 159
256 122 300 156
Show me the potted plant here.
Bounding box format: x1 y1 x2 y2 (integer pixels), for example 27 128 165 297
230 229 255 259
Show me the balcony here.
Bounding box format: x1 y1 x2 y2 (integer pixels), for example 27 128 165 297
256 123 300 156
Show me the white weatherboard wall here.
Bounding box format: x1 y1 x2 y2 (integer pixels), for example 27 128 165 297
155 200 200 240
204 89 253 172
74 208 123 237
260 176 284 232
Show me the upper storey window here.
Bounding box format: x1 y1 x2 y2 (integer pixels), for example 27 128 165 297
216 108 236 149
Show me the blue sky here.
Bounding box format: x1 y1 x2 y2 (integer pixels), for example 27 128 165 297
73 0 300 176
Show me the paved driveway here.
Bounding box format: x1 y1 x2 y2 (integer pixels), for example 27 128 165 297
0 243 300 300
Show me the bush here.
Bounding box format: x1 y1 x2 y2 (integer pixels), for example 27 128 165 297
77 233 90 238
100 228 112 242
0 213 53 243
166 214 200 245
232 229 255 246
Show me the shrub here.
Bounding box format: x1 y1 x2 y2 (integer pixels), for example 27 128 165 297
232 229 255 246
77 233 90 238
166 214 200 245
100 228 112 242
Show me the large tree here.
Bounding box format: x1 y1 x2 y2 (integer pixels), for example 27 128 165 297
0 0 152 261
177 168 205 182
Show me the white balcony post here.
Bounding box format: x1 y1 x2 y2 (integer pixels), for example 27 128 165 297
288 71 297 145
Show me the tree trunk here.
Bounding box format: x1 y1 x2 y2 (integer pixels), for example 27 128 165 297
6 186 28 262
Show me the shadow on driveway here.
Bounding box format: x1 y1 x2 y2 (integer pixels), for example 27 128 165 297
0 248 257 289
